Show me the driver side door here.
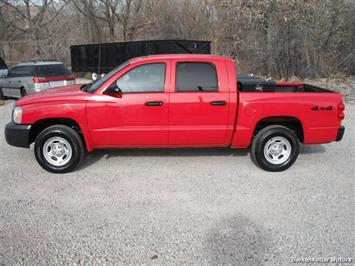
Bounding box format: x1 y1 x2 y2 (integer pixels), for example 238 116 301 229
86 61 170 147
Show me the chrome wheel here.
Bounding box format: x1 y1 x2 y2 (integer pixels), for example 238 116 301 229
43 137 72 166
263 136 291 165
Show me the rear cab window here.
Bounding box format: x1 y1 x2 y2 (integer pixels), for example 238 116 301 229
175 62 218 92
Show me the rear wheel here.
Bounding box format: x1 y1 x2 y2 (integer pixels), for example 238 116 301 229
20 87 27 97
34 125 84 173
251 125 299 171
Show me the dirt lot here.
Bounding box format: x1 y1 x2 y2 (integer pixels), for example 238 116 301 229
0 100 354 265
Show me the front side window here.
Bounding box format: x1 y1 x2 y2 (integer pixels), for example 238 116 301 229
176 62 218 92
115 63 166 93
8 66 35 78
84 61 129 93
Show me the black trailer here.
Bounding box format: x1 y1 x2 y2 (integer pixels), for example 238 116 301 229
70 39 211 74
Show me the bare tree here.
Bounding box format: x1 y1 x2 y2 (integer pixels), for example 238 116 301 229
0 0 354 77
4 0 70 54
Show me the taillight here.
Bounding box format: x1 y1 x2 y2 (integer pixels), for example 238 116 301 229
66 75 75 81
338 102 345 121
32 76 47 83
32 75 75 83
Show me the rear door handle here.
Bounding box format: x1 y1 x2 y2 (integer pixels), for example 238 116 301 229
145 101 163 106
210 101 227 106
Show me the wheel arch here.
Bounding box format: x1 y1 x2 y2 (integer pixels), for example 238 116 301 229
253 116 304 143
29 117 91 151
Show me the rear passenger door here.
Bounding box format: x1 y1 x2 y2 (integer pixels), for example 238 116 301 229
169 59 230 146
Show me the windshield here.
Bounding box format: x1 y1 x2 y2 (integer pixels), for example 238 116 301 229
83 61 129 93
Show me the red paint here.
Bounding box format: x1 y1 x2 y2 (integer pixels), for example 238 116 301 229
16 54 344 152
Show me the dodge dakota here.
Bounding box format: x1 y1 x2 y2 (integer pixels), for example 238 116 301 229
5 54 345 173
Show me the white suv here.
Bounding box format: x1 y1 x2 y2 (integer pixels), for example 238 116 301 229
0 60 75 99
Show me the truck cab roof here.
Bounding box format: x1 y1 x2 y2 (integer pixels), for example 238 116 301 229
129 54 231 63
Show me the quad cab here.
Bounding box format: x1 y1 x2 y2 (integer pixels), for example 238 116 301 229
5 54 345 173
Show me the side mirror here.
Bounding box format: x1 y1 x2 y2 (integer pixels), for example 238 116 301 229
0 74 6 79
104 84 122 97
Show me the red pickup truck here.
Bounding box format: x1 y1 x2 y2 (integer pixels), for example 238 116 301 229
5 54 345 173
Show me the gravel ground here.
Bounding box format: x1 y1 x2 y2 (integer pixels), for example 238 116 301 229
0 100 354 265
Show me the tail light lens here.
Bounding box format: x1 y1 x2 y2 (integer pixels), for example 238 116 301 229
32 75 75 83
338 102 345 121
32 76 47 83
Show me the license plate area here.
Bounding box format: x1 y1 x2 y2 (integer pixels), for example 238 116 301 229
49 81 65 87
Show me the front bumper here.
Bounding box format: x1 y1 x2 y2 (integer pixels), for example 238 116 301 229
336 126 345 142
5 122 31 148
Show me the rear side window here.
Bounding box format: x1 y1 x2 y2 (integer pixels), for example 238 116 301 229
36 64 70 76
8 66 35 77
176 62 218 92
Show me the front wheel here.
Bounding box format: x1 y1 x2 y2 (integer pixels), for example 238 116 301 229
35 125 84 173
251 125 299 172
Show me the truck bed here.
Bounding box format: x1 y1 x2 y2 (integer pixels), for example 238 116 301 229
237 75 334 93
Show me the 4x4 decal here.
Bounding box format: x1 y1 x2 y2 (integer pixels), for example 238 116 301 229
311 105 333 111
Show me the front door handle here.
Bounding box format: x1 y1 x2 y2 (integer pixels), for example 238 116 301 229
210 101 227 106
145 101 163 106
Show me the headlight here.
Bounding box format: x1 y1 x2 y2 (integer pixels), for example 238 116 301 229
12 107 23 124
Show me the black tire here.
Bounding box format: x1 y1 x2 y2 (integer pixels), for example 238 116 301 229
34 125 84 173
251 125 299 172
20 87 27 97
